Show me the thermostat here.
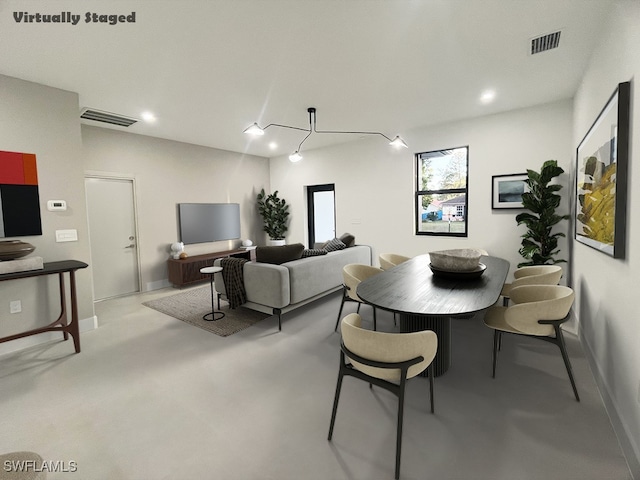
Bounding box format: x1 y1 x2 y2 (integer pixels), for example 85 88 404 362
47 200 67 211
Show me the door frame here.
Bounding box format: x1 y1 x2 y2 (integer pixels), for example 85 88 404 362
306 183 336 248
85 171 142 300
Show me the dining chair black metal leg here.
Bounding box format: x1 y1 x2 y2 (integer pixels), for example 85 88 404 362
356 302 361 313
554 326 580 402
492 330 499 378
334 286 347 332
328 357 346 440
395 378 407 480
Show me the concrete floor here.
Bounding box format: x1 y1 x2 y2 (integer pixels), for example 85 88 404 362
0 287 631 480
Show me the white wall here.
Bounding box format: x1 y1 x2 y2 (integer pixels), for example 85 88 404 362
0 74 95 354
81 126 270 291
269 100 573 284
572 0 640 476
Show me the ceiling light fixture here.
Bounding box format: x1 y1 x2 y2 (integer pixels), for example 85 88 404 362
141 111 156 122
480 90 496 104
244 107 408 162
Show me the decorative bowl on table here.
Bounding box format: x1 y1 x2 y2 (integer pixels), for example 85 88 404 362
0 240 36 261
428 248 485 278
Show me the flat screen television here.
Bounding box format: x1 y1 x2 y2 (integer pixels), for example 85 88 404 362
178 203 241 245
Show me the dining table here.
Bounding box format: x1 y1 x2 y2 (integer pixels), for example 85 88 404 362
356 254 510 376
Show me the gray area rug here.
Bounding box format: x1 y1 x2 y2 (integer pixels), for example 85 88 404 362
142 286 270 337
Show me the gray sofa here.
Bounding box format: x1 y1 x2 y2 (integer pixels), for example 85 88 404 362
214 245 372 330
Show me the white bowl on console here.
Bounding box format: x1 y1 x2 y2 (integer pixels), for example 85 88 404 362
429 248 482 272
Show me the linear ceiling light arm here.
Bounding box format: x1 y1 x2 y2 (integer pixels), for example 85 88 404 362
244 107 407 162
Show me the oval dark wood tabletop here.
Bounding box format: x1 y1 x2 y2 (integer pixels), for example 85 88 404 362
357 254 510 316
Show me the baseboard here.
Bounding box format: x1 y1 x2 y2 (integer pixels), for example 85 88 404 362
147 279 171 291
580 327 639 479
0 315 98 357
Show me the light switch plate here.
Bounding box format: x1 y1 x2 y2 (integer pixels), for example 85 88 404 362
55 229 78 242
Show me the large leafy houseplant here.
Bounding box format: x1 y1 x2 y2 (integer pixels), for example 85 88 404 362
515 160 569 267
256 188 290 241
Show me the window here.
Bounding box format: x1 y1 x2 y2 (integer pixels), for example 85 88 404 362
415 146 469 237
306 184 335 247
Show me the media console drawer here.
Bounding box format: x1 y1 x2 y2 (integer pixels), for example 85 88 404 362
167 248 253 287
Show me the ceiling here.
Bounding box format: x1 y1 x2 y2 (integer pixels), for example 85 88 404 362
0 0 615 158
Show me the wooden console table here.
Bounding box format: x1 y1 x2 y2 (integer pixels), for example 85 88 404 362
167 248 254 287
0 260 88 353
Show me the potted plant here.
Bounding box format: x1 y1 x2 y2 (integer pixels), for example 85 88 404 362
257 188 290 245
515 160 569 267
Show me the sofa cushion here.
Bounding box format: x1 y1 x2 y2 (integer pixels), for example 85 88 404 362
339 232 356 247
256 243 305 265
322 238 346 252
302 248 328 258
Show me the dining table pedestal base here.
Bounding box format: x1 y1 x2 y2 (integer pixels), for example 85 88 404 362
400 314 452 377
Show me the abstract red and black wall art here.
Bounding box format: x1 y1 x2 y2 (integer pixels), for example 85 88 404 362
0 150 43 237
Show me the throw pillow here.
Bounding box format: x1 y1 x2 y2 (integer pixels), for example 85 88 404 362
302 248 328 258
322 238 346 252
256 243 305 265
339 232 356 247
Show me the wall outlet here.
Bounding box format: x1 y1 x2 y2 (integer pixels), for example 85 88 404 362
10 300 22 314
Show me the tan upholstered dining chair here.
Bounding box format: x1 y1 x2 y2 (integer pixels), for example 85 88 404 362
328 313 438 480
483 284 579 401
334 263 383 331
379 253 411 270
501 265 563 306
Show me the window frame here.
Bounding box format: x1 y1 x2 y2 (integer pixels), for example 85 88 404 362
415 146 469 238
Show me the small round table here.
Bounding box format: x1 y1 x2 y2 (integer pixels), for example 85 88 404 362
200 266 225 321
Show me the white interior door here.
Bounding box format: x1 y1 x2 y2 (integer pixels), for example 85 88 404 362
85 176 140 300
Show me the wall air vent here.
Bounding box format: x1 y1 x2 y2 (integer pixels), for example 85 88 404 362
80 108 138 127
530 31 561 55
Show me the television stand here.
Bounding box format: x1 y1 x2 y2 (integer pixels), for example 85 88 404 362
167 248 254 287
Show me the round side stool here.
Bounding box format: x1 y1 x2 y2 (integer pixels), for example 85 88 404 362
200 266 225 321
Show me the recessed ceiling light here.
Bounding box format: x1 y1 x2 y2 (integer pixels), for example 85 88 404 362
141 111 156 122
480 90 496 104
269 142 278 150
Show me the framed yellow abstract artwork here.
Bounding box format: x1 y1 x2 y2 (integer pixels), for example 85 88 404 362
575 81 630 259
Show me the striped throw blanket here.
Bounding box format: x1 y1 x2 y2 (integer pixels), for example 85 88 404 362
220 257 248 309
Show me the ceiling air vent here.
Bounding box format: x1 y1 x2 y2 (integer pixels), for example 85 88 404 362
80 108 138 127
530 31 561 55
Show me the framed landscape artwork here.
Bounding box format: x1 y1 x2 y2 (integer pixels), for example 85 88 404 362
491 173 528 209
575 81 630 259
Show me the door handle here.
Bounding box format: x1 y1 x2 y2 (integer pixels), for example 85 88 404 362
125 244 136 249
